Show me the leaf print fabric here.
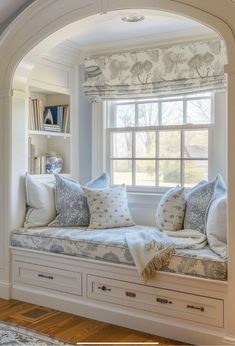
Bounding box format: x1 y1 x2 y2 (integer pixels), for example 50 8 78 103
83 39 227 101
11 225 227 280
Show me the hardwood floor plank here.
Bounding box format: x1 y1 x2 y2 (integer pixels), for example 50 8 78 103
0 299 186 345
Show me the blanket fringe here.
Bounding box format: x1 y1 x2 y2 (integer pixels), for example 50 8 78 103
141 246 176 281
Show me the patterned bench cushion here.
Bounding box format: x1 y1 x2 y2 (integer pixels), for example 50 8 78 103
11 225 227 281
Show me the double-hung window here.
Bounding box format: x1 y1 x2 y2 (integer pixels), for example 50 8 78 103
106 92 213 192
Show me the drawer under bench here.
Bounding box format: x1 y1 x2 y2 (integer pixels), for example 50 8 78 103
14 261 82 296
87 275 224 328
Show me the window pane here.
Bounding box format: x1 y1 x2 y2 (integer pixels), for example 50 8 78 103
136 132 156 158
184 160 208 187
138 103 158 126
184 130 208 158
112 132 132 158
115 104 135 127
162 101 183 125
187 99 211 124
159 131 181 158
112 160 132 185
136 160 155 186
159 160 181 187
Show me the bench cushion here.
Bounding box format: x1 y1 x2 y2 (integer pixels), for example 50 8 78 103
11 225 227 281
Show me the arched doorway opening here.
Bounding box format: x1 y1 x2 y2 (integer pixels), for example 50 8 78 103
1 0 234 343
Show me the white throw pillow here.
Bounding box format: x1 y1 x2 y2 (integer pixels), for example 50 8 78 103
206 196 227 259
24 173 56 228
156 186 186 231
84 185 135 229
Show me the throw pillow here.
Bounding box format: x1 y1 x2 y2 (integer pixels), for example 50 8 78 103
24 173 56 228
206 196 227 258
84 185 135 229
86 172 110 189
156 186 186 231
184 174 226 233
53 174 90 226
51 172 110 227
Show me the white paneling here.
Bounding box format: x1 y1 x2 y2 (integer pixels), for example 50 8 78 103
30 62 70 92
12 91 27 229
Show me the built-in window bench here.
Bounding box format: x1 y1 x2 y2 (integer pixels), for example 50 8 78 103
10 225 227 345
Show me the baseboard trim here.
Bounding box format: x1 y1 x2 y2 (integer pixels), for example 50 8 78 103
0 281 11 299
12 284 226 345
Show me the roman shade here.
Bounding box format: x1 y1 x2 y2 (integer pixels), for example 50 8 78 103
83 39 227 101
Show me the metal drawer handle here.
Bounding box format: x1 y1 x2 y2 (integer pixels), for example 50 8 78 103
187 304 204 312
125 291 136 298
38 273 54 280
98 285 111 292
156 297 172 304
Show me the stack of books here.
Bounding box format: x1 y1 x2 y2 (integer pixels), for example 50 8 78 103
43 104 70 133
28 98 70 133
28 98 45 131
28 137 36 174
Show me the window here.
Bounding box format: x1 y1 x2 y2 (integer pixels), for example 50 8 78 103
106 92 213 191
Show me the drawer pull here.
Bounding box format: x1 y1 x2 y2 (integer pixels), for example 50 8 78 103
38 274 54 280
98 285 111 292
187 304 204 312
156 297 172 304
125 291 136 298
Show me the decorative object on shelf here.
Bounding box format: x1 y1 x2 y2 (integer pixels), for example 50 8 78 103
36 153 63 174
44 153 63 173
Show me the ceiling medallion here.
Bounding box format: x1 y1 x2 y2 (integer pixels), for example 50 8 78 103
120 14 145 23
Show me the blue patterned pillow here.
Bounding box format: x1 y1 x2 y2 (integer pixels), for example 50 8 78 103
52 173 110 227
184 174 226 233
86 172 110 189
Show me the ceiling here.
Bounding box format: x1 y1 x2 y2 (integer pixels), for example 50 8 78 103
67 9 216 54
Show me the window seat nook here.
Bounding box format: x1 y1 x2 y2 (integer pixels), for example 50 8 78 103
11 225 227 281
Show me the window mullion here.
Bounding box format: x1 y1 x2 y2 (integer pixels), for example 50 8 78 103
181 129 184 186
132 130 136 186
156 130 159 186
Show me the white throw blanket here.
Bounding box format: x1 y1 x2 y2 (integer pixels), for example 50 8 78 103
126 228 207 281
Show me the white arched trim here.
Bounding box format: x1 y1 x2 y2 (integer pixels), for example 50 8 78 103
0 0 235 343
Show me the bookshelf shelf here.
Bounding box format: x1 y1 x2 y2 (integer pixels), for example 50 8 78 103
27 88 71 175
28 130 71 138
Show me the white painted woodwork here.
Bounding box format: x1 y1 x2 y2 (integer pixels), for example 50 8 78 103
87 275 224 327
0 0 234 343
11 247 227 345
14 261 82 296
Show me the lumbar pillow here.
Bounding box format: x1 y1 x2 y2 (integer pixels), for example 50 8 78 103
156 186 186 231
184 174 226 233
206 196 227 258
24 173 56 228
84 185 135 229
51 172 110 227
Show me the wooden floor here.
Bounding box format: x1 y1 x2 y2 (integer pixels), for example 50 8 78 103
0 298 187 345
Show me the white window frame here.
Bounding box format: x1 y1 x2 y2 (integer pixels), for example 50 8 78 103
105 92 214 193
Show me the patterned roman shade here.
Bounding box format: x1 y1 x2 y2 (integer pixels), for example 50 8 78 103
83 39 227 101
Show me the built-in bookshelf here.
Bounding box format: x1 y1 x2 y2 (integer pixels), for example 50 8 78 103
28 88 71 175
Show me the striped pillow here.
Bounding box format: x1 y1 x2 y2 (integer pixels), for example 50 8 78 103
156 186 186 231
